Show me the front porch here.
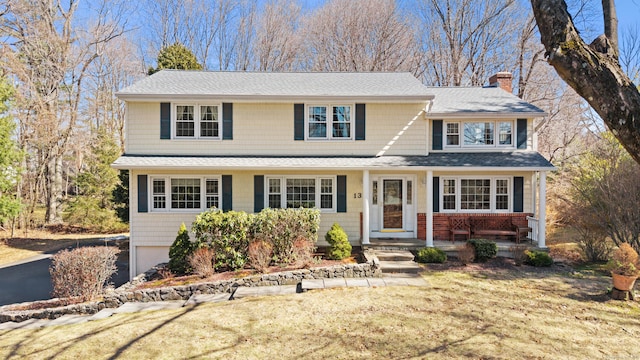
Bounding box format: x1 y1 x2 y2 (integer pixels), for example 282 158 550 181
363 238 542 258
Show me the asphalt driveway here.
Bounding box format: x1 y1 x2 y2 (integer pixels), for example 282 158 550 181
0 240 129 307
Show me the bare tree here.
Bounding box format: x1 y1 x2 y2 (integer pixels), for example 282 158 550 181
415 0 523 86
252 0 301 71
531 0 640 164
0 0 126 224
303 0 420 72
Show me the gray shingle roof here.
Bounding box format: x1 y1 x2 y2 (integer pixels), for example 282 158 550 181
117 70 434 101
113 152 554 171
426 87 546 117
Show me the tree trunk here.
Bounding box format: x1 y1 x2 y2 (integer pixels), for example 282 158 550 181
530 0 640 164
45 154 63 224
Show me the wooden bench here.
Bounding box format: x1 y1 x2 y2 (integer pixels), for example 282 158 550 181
448 217 471 242
470 217 524 243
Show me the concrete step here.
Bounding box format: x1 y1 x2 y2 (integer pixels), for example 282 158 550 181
379 260 422 274
373 250 415 262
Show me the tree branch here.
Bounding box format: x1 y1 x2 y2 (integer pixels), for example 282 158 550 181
531 0 640 164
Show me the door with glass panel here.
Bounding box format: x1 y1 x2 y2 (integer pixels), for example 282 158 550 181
382 179 403 229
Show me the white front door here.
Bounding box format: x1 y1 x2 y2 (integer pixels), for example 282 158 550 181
370 176 415 238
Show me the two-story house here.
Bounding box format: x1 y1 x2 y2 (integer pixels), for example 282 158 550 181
114 71 554 278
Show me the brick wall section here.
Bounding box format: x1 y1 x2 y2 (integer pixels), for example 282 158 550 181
361 212 533 241
416 213 533 241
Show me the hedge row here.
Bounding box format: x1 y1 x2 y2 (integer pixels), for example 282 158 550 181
170 208 320 273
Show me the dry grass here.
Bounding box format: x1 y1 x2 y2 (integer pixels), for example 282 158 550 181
0 228 128 266
1 265 639 359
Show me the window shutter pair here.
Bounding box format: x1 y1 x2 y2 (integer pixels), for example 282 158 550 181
137 175 232 212
253 175 347 213
160 103 233 140
294 104 365 140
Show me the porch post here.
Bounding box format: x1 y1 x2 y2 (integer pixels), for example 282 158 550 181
538 171 547 248
362 170 370 245
426 170 434 247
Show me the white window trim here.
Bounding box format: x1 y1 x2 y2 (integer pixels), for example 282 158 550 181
173 103 222 140
440 176 511 213
149 175 222 212
443 120 515 149
265 175 337 212
305 104 355 141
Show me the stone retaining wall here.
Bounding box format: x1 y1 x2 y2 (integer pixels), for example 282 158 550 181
0 251 380 323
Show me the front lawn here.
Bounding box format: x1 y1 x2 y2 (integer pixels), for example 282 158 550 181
1 264 638 359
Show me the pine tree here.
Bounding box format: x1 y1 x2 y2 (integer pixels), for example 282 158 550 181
148 43 203 75
0 77 23 227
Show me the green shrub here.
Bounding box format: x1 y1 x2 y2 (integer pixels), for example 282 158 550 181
467 239 497 262
525 250 554 267
168 223 199 274
325 223 351 260
415 247 447 263
249 208 320 264
192 210 250 271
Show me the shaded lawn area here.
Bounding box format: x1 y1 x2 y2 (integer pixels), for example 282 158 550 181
1 266 639 359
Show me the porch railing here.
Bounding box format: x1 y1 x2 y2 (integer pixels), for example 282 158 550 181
526 216 539 243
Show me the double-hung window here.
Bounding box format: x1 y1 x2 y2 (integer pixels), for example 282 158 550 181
266 176 336 211
174 104 220 139
441 177 511 212
150 176 221 211
445 120 513 148
307 105 353 140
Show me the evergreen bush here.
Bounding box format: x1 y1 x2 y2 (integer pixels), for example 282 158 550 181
415 247 447 263
192 210 250 270
467 239 497 262
168 223 199 274
249 208 319 264
524 250 554 267
325 223 351 260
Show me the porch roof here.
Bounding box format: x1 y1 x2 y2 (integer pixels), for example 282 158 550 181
112 152 555 171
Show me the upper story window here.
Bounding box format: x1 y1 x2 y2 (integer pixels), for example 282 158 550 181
445 120 513 148
174 104 220 139
307 105 353 140
266 176 336 212
150 176 220 212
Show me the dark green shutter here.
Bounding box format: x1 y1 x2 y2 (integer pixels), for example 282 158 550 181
337 175 347 213
355 103 366 140
138 175 148 213
160 103 170 139
517 119 527 149
222 103 233 140
222 175 232 211
254 175 264 213
433 176 440 212
432 120 443 150
294 104 304 140
513 176 524 212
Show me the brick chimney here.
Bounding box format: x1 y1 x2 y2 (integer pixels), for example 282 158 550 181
489 72 513 93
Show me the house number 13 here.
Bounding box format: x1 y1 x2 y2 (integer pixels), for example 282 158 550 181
353 193 362 199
